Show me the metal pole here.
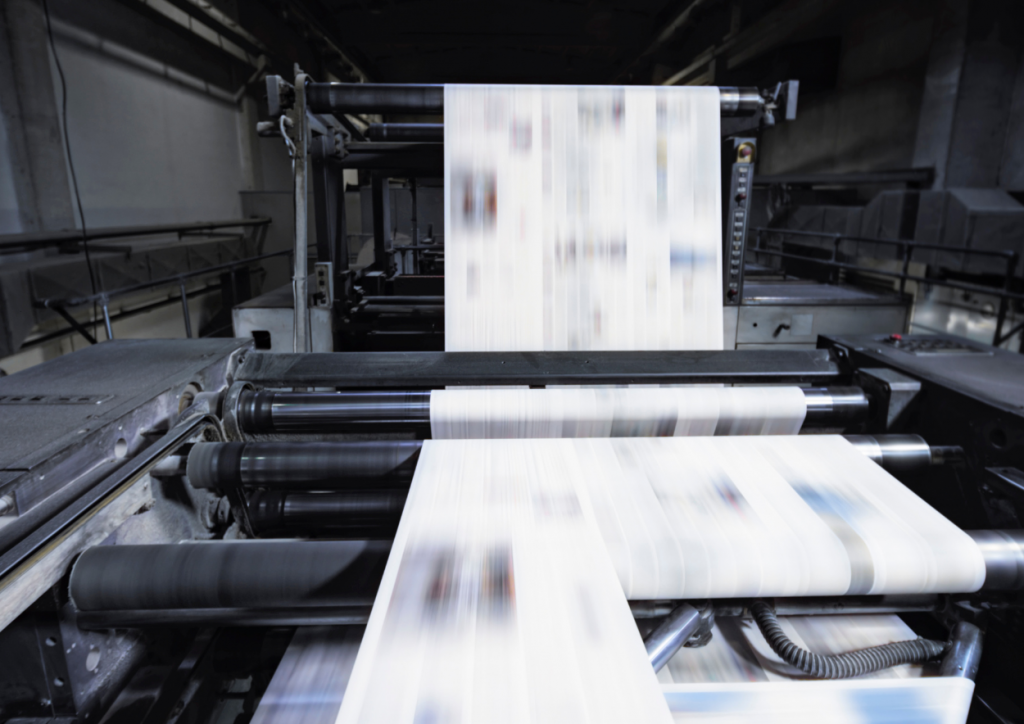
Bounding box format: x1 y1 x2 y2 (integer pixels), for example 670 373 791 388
180 282 193 338
899 242 911 296
101 301 114 340
939 622 983 680
293 73 310 354
993 251 1018 347
644 603 704 672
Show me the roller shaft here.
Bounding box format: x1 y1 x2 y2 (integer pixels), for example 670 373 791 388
237 389 431 433
236 387 867 434
367 123 444 142
70 540 390 612
306 83 762 116
802 386 870 426
248 490 406 533
187 441 422 490
844 434 963 473
187 432 951 495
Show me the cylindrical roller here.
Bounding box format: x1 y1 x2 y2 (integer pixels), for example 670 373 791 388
186 441 422 490
367 123 443 142
238 387 866 434
307 82 765 116
358 304 444 317
308 83 444 114
69 540 390 611
248 490 406 533
718 87 763 114
803 386 870 426
968 530 1024 590
237 389 431 433
843 434 951 473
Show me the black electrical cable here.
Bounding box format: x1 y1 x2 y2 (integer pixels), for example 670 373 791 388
750 601 948 679
42 0 100 340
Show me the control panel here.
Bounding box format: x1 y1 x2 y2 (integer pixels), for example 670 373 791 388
723 137 756 305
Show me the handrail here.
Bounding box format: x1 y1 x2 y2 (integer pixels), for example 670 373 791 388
751 227 1021 347
0 217 271 252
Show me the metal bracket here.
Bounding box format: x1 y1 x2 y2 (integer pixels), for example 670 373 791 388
853 367 922 431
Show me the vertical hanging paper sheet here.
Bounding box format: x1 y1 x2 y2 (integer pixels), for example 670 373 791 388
444 85 723 351
335 439 674 724
429 386 808 438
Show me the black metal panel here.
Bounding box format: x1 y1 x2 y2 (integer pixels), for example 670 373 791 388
234 349 840 388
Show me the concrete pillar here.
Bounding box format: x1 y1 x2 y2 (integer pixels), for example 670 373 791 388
913 0 1024 190
911 0 970 190
0 0 76 232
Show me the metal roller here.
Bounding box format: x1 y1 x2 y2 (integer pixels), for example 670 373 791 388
306 82 764 116
367 123 444 142
967 530 1024 590
802 386 871 426
186 441 422 490
237 389 431 433
844 434 964 472
186 433 954 494
235 387 867 434
69 540 390 612
248 489 406 533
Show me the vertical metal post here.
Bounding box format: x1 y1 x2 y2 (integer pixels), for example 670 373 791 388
899 242 911 296
994 252 1018 347
292 73 310 354
411 177 419 246
371 174 392 273
180 282 193 338
101 301 114 340
830 236 841 285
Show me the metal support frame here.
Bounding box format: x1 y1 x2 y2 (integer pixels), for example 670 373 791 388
311 134 349 302
371 174 392 273
644 603 709 672
291 73 311 354
233 349 842 388
34 248 296 347
752 227 1022 347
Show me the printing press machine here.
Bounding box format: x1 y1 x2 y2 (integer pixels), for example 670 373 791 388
0 332 1024 722
244 77 910 355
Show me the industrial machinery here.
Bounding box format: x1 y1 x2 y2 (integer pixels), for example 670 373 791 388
1 331 1024 722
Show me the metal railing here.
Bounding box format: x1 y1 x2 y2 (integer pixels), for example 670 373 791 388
751 227 1021 347
0 217 271 254
32 246 311 346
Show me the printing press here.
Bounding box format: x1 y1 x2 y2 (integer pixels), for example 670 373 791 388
3 81 1024 724
0 332 1021 722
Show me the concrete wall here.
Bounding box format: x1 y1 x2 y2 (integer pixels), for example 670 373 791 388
42 21 245 227
758 0 937 175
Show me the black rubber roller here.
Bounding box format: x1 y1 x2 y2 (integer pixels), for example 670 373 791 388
237 389 431 433
186 441 422 490
248 490 406 534
70 540 390 611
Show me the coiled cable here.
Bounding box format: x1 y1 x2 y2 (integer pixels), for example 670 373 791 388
750 601 948 679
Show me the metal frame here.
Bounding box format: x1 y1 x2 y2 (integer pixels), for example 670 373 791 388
0 217 270 254
752 227 1021 346
33 246 312 345
234 348 841 388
